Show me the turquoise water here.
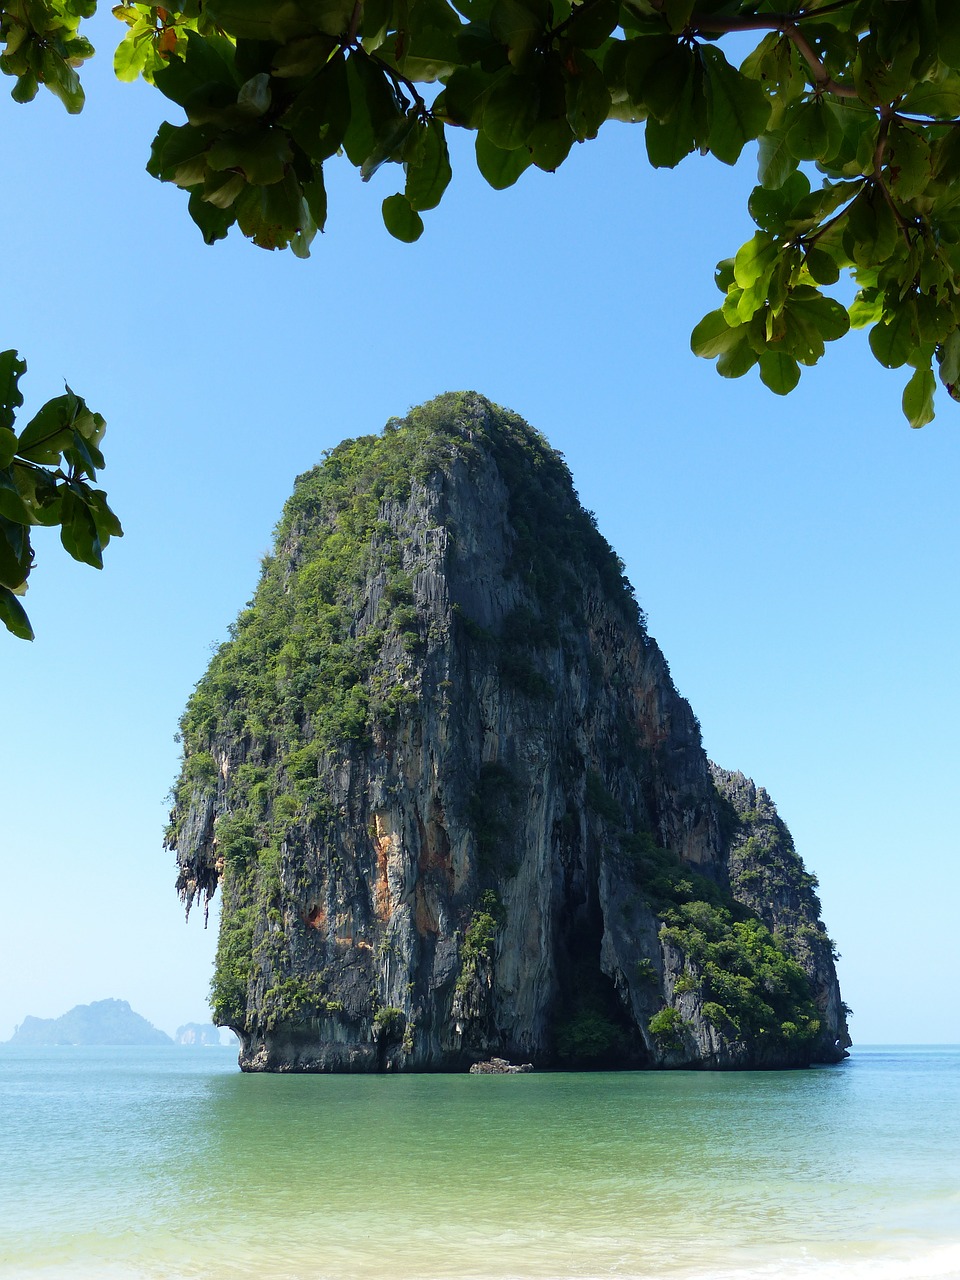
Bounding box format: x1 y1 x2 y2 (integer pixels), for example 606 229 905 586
1 1046 958 1280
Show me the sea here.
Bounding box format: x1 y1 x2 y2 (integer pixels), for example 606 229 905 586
0 1044 957 1280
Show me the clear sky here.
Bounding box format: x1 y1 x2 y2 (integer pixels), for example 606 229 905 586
2 12 958 1045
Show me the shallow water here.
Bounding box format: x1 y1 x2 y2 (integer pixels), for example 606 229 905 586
1 1045 958 1279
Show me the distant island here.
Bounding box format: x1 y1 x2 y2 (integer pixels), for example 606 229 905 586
7 999 171 1046
175 1022 237 1046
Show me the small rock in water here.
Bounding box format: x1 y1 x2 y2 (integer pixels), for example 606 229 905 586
469 1058 533 1074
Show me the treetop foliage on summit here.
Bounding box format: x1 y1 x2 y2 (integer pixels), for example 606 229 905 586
2 0 960 635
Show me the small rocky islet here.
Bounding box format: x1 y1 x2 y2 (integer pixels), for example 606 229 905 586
168 393 850 1073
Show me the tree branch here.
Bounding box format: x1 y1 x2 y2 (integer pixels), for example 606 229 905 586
683 9 860 97
368 50 427 115
782 21 859 98
873 108 914 239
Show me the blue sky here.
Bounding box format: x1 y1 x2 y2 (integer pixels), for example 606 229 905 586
2 11 958 1044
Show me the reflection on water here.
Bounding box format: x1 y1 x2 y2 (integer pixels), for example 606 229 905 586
1 1046 959 1279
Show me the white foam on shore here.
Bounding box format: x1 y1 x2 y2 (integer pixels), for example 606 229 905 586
5 1241 960 1280
680 1240 960 1280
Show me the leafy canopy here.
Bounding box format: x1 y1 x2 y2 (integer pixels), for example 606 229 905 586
3 0 960 631
0 352 121 640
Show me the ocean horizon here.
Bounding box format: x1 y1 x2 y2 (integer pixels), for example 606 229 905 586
2 1043 958 1279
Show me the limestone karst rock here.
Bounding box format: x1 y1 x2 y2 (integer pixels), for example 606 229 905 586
167 393 849 1072
7 999 172 1046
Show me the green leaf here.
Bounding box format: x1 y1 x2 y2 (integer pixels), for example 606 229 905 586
714 259 735 293
848 288 883 330
475 132 531 187
63 428 104 479
733 232 778 291
12 465 60 526
740 30 804 127
16 393 80 465
59 489 103 569
885 124 931 202
869 309 916 369
152 31 239 107
360 112 418 180
147 122 213 186
843 188 898 268
621 34 676 111
489 0 548 70
0 428 16 470
747 171 810 232
455 19 509 71
0 514 31 588
198 0 273 39
0 468 34 525
114 29 155 83
902 365 936 428
563 50 610 142
785 100 839 162
203 170 246 209
937 0 960 68
188 190 237 243
360 0 393 44
482 72 540 149
644 57 699 169
936 328 960 392
528 114 574 170
758 351 801 395
283 0 355 40
700 45 770 167
283 53 350 163
237 72 272 117
661 0 694 35
234 171 305 248
40 49 84 114
900 75 960 119
640 42 694 123
302 173 328 233
757 128 797 190
789 178 862 230
564 0 618 49
83 487 124 542
0 584 33 640
406 120 453 211
854 31 917 107
803 247 841 286
343 50 402 167
690 309 742 359
787 289 850 343
438 66 491 129
11 71 40 105
0 351 26 433
716 331 758 378
207 127 293 185
270 34 337 78
382 192 425 241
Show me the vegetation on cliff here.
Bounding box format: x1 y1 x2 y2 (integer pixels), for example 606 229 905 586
622 831 824 1051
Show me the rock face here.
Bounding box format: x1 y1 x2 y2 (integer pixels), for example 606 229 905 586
8 999 172 1046
168 393 850 1072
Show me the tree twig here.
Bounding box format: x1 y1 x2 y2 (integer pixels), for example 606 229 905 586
873 108 914 239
